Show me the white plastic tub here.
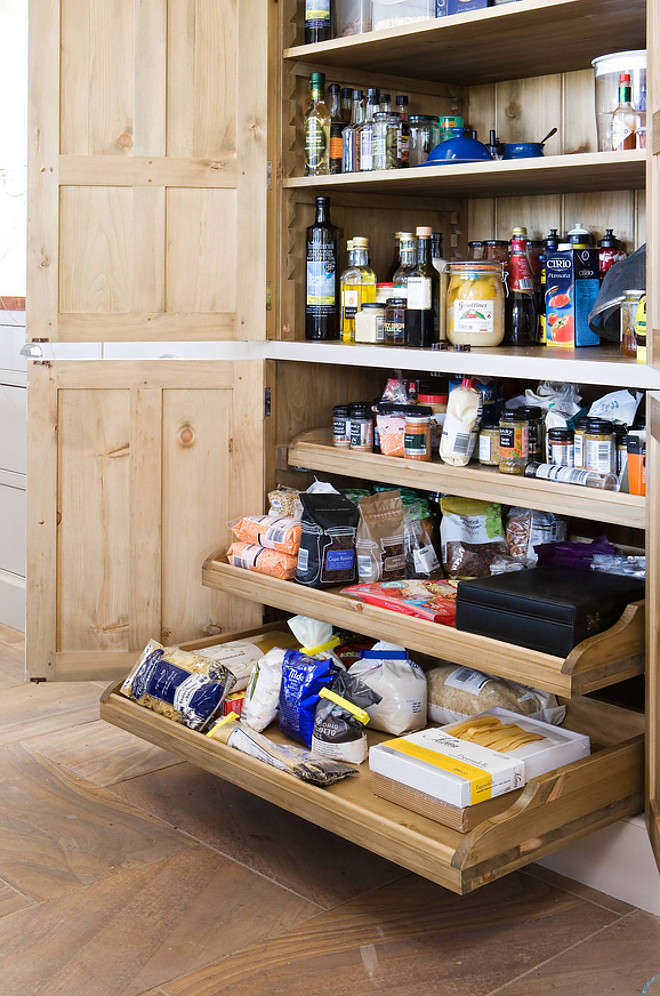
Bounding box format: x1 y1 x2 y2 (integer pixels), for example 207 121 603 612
592 50 646 152
371 0 435 31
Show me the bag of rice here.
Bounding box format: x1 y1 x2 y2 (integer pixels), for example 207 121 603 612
426 663 565 726
242 648 288 732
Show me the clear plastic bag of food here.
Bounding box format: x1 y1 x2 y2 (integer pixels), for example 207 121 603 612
440 497 506 578
506 507 567 562
232 514 301 556
226 541 298 580
426 663 565 726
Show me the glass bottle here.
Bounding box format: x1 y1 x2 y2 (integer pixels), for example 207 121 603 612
598 228 626 281
340 236 377 343
406 227 439 348
328 83 344 174
386 231 406 282
305 196 339 340
395 94 410 166
304 73 330 176
304 0 333 44
504 227 537 346
340 87 353 124
342 89 365 173
393 237 417 301
610 72 640 151
359 88 381 172
379 92 392 113
431 231 448 342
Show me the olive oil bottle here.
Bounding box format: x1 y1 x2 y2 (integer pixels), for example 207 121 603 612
340 236 377 343
305 196 339 340
304 73 330 176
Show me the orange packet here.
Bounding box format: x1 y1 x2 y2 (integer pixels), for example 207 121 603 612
232 515 301 555
227 541 297 580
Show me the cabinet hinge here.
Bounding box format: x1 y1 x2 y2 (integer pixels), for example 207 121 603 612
264 386 272 418
266 281 272 311
267 160 273 190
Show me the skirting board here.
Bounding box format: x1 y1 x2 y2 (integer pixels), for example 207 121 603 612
0 570 25 632
537 812 660 916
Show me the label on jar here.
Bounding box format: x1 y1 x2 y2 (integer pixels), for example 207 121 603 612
549 441 574 467
332 415 350 445
534 465 594 486
375 316 386 342
574 432 585 468
342 287 359 318
384 318 405 344
305 0 330 20
404 430 429 457
479 432 497 464
406 276 432 310
350 418 373 449
585 437 615 474
361 129 373 171
499 425 529 455
452 298 494 335
306 245 336 306
304 119 327 171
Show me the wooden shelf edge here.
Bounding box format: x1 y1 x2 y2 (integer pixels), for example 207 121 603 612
288 428 647 530
201 556 644 697
100 683 644 895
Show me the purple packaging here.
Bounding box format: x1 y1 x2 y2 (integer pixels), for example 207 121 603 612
447 0 491 14
545 248 601 347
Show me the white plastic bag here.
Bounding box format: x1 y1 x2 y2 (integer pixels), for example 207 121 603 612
426 663 565 726
348 641 427 735
242 648 287 732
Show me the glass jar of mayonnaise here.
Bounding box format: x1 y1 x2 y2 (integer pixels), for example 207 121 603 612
446 261 506 347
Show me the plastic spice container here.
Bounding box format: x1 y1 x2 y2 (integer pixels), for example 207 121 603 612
385 298 406 345
335 0 372 35
355 302 386 343
573 416 589 468
584 418 616 474
372 0 434 30
620 289 645 356
478 424 500 466
446 262 506 347
418 391 447 447
404 413 432 461
520 405 544 461
499 409 529 474
349 403 374 451
409 115 440 166
547 426 574 467
332 404 351 448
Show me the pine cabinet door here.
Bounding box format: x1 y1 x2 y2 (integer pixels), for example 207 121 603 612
28 0 276 342
27 360 264 680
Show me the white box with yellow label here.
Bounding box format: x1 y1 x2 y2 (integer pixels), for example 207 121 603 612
369 709 590 808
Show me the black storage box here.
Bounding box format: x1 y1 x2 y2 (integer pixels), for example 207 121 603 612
456 567 645 657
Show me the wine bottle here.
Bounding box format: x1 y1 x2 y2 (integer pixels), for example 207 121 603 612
304 73 330 176
305 196 339 341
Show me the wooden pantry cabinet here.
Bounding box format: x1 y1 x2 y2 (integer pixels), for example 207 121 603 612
27 0 660 891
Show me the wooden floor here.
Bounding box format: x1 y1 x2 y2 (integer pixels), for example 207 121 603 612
1 623 660 996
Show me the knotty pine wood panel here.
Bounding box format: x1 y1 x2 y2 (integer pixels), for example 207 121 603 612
165 189 237 314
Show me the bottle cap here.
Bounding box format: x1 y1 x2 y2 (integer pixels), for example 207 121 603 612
310 72 325 87
396 95 409 105
380 93 392 102
512 226 528 237
352 236 369 248
416 226 433 238
367 87 380 98
352 89 363 99
328 83 340 94
340 87 352 98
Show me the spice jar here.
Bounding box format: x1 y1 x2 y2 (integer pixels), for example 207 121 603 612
613 423 628 475
376 282 393 304
404 412 432 461
573 416 589 468
584 418 616 474
499 409 529 475
467 241 485 260
446 262 506 347
349 403 374 451
332 404 351 448
483 240 510 264
354 302 386 343
373 111 400 170
418 391 447 448
520 405 543 461
408 115 440 166
478 423 500 466
384 298 406 345
547 427 574 467
620 289 645 356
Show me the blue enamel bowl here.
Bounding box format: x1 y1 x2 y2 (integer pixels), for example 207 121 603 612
421 129 493 166
502 142 544 159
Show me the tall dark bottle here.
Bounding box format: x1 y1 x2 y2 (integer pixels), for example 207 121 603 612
305 196 339 340
504 227 537 346
405 226 439 348
304 0 333 43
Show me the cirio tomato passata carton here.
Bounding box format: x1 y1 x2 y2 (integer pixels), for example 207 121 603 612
545 248 601 347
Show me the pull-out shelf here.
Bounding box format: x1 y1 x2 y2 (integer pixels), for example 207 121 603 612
101 668 644 896
202 555 645 698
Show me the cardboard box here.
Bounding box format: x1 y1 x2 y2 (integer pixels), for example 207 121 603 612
369 708 590 810
446 0 491 13
545 248 601 347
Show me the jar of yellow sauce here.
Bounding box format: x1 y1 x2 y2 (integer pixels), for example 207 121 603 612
446 261 506 347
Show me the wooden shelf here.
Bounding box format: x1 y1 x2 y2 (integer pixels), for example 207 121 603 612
202 555 645 697
101 679 644 895
288 428 646 528
283 0 646 86
284 151 645 201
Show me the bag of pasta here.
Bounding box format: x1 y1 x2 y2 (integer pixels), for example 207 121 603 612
120 640 236 731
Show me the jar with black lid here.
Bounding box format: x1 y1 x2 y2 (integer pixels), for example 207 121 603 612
349 403 374 452
547 426 574 467
584 418 616 475
332 404 351 448
613 423 629 475
384 298 406 345
520 405 543 461
499 409 529 474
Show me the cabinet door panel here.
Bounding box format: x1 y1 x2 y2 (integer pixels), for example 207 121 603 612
29 0 274 342
27 360 264 681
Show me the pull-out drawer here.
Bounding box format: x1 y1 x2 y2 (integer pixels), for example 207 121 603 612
100 627 644 896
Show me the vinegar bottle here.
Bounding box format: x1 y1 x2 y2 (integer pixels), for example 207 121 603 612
504 227 537 346
305 196 339 341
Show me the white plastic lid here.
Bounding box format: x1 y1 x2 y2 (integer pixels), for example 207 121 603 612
592 50 646 73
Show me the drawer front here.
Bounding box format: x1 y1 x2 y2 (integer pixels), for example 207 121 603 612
0 482 25 576
0 385 26 475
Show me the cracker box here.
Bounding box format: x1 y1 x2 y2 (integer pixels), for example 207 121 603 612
545 248 600 347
